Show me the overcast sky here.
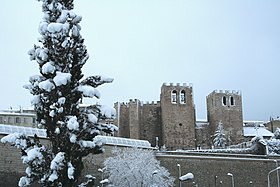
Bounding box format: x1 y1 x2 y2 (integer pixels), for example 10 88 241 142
0 1 279 121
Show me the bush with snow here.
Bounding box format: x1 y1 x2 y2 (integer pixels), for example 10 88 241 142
103 148 174 187
1 0 117 186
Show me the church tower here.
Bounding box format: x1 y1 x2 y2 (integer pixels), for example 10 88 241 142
207 90 244 146
160 83 196 150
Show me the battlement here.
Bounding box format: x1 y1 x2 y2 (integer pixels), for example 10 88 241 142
209 90 242 96
141 101 160 106
162 82 193 88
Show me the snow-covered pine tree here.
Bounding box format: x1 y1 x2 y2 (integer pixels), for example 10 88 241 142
103 148 174 187
213 122 227 148
1 0 117 186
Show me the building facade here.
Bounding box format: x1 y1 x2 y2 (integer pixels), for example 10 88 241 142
114 84 245 149
206 90 244 146
0 109 36 128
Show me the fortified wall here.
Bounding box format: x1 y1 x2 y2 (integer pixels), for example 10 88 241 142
114 83 244 150
1 134 279 187
114 83 196 150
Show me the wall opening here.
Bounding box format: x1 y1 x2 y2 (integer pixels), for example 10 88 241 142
230 96 235 106
171 90 177 104
180 90 186 104
222 96 227 106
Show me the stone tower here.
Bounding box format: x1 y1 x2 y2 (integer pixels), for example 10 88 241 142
207 90 244 146
160 83 196 150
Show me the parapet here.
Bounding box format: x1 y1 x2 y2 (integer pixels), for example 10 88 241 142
209 90 242 96
162 82 193 88
142 101 160 106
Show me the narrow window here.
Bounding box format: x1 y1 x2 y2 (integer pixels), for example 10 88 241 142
180 90 186 104
32 118 36 124
171 90 177 103
8 117 12 124
222 96 227 106
230 96 235 106
0 117 2 123
15 117 21 124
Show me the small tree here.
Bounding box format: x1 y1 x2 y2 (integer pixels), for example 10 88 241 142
1 0 117 186
273 127 280 139
104 148 174 187
213 122 227 148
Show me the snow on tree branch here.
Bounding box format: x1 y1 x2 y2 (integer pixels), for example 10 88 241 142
2 0 118 186
103 148 174 187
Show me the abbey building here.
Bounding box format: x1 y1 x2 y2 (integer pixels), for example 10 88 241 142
113 83 244 150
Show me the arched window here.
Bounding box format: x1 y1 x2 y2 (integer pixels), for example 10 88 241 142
171 90 177 103
230 96 235 106
222 96 227 106
180 90 186 104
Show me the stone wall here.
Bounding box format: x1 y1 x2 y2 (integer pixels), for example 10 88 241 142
156 151 280 187
1 135 280 187
139 102 162 147
160 83 196 150
207 90 244 145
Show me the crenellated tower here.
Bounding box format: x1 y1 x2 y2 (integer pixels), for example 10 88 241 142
207 90 244 146
160 83 196 150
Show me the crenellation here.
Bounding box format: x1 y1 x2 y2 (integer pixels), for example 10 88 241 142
114 83 244 149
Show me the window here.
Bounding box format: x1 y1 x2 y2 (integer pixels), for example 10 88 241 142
171 90 177 103
32 118 36 124
8 117 12 124
222 96 227 106
15 117 21 124
230 96 235 106
180 90 186 104
0 117 2 123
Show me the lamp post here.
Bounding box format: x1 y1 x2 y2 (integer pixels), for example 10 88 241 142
268 166 280 187
98 167 106 187
274 160 280 187
214 175 217 187
177 164 181 187
155 136 159 149
227 173 234 187
179 172 194 181
152 170 158 185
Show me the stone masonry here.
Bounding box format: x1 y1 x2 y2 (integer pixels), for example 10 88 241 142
114 83 244 150
207 90 244 146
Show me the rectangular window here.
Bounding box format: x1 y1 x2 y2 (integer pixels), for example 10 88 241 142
15 117 21 124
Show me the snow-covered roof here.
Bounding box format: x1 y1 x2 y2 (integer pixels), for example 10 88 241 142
243 127 273 137
0 124 47 138
94 135 152 148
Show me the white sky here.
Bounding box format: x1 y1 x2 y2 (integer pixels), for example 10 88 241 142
0 0 279 121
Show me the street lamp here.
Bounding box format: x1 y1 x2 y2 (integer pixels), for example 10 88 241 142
179 172 194 181
214 175 218 187
274 160 280 187
155 137 159 149
227 173 234 187
177 164 181 187
268 166 280 187
98 167 106 187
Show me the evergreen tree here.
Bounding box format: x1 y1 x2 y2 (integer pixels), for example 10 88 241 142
1 0 117 186
213 122 227 148
273 127 280 139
